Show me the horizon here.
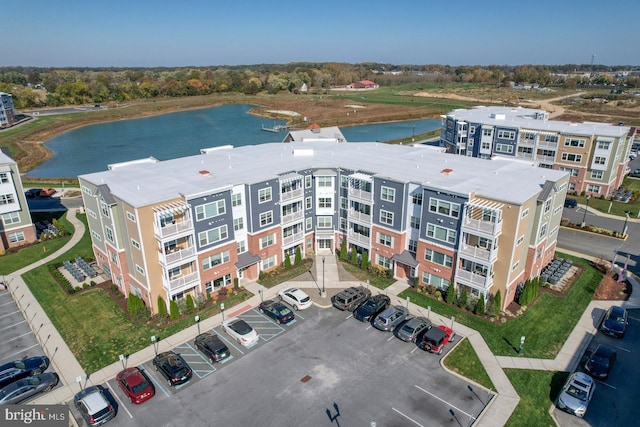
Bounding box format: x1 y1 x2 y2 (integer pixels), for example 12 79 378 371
3 1 639 68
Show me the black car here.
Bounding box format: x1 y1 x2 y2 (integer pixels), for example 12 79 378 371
0 356 50 388
600 305 628 338
152 351 192 387
564 198 577 208
194 332 231 363
584 344 616 380
259 299 295 324
353 294 391 322
0 372 59 405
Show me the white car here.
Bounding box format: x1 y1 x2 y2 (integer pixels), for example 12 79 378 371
221 318 259 347
278 287 312 310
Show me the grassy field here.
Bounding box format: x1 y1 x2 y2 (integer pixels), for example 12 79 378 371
504 369 568 427
339 261 395 289
443 337 495 391
568 176 640 217
400 253 599 358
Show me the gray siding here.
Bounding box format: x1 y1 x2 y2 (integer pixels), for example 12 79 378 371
248 179 280 233
420 189 466 249
373 177 404 232
191 190 234 251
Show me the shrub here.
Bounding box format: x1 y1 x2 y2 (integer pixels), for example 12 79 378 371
385 268 393 279
185 294 195 313
492 290 502 315
361 250 369 270
434 290 442 300
110 284 119 293
193 292 206 309
474 296 485 315
284 254 292 269
227 287 234 296
445 284 456 304
350 249 358 265
169 300 180 320
259 271 265 280
340 241 347 260
458 289 468 308
82 283 89 289
157 296 168 319
295 247 302 264
89 281 96 287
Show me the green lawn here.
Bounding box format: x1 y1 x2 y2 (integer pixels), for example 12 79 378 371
504 369 568 427
443 338 495 391
569 177 640 217
400 253 599 358
339 261 395 289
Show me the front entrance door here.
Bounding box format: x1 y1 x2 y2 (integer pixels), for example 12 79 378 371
318 239 332 249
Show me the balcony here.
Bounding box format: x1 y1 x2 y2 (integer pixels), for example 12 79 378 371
164 271 199 293
518 139 536 147
537 140 558 149
455 269 493 290
283 231 304 246
461 216 502 236
282 210 304 224
536 154 556 163
516 152 534 160
281 188 303 202
459 244 498 263
348 232 370 246
348 209 371 224
154 218 193 240
348 188 373 202
159 246 196 267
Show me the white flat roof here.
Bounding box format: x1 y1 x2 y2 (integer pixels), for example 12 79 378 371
80 141 567 207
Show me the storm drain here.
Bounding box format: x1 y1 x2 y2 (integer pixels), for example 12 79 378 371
300 375 312 383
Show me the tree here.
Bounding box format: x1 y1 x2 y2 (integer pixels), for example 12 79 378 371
340 241 347 260
445 284 456 304
350 249 358 265
459 289 468 309
360 250 369 270
169 300 180 320
494 290 502 313
474 296 485 315
185 294 195 313
284 254 292 269
157 296 168 319
295 247 302 264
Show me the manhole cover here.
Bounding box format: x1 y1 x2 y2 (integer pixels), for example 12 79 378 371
300 375 312 383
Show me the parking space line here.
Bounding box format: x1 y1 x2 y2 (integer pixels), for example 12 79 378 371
410 347 420 354
611 345 631 353
392 407 425 427
414 384 476 420
0 319 25 331
148 371 170 397
215 328 245 355
345 313 353 320
0 300 18 307
4 331 33 344
0 310 20 319
3 343 39 359
106 382 133 419
627 315 640 322
294 312 305 320
597 381 617 390
387 335 395 342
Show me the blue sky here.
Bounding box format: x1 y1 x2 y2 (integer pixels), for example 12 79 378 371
3 0 639 67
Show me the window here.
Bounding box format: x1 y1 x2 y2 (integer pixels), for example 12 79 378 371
410 216 420 229
554 205 562 215
380 186 395 202
305 175 312 188
516 235 524 245
317 177 332 187
8 232 25 244
105 226 114 243
110 252 119 264
203 251 230 270
259 211 273 226
377 254 391 269
495 143 514 154
379 210 394 225
539 223 547 238
408 239 417 253
481 141 491 150
82 186 93 195
591 170 603 180
596 141 611 150
594 156 606 165
412 193 423 205
426 224 457 244
422 273 450 290
306 217 312 231
564 138 586 148
512 261 520 271
86 208 97 220
483 128 493 136
305 197 312 210
135 265 145 276
205 274 232 293
340 197 348 210
198 225 228 246
2 212 20 225
543 134 558 143
231 193 242 207
550 226 558 236
131 239 140 249
100 201 109 217
469 126 476 134
318 216 332 228
196 200 226 221
262 255 276 270
561 153 582 162
497 130 515 140
340 218 347 231
318 198 332 208
258 187 272 203
587 184 601 194
424 249 453 267
234 217 244 231
378 232 393 247
341 176 348 188
544 199 551 214
560 167 579 177
260 233 275 248
91 230 102 241
429 198 460 218
522 132 535 142
236 240 246 254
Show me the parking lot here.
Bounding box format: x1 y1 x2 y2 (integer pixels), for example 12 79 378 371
554 308 640 427
71 304 487 427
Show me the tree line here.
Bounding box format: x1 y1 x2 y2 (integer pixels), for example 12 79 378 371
0 62 637 110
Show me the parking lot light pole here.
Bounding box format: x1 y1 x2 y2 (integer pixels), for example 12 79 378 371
151 335 157 356
221 303 225 322
321 256 326 298
622 211 630 237
519 336 525 355
259 285 264 303
581 195 591 228
195 315 200 335
119 354 126 370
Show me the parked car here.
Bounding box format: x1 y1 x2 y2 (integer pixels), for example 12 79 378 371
222 318 259 347
116 367 155 404
564 198 578 208
373 305 409 332
556 372 595 418
419 325 456 354
0 356 50 388
331 286 371 311
194 332 231 363
584 344 616 380
152 351 192 387
278 287 312 310
24 188 42 198
74 386 116 426
600 305 628 338
259 299 295 324
397 317 432 342
0 372 59 405
353 294 391 322
629 168 640 178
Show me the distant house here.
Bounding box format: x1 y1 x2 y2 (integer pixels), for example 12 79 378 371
299 83 308 93
349 80 379 89
282 124 347 143
0 92 16 128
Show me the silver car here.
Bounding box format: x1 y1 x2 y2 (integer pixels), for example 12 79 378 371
396 317 431 342
373 305 409 332
556 372 595 418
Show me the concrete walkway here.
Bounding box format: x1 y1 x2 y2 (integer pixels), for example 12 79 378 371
12 216 635 426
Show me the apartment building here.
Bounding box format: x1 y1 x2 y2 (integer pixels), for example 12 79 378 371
0 92 16 128
0 149 37 250
440 106 632 198
79 140 568 313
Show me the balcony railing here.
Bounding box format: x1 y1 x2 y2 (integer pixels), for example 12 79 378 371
536 154 556 163
347 209 371 223
518 139 536 147
164 271 199 292
348 232 370 245
283 231 304 246
282 210 304 224
154 218 193 239
516 152 534 160
160 246 196 267
348 188 373 202
537 140 558 149
455 269 493 290
459 244 498 263
281 188 303 202
461 216 502 236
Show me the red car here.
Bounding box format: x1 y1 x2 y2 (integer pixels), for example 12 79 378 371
419 325 456 355
116 367 155 404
